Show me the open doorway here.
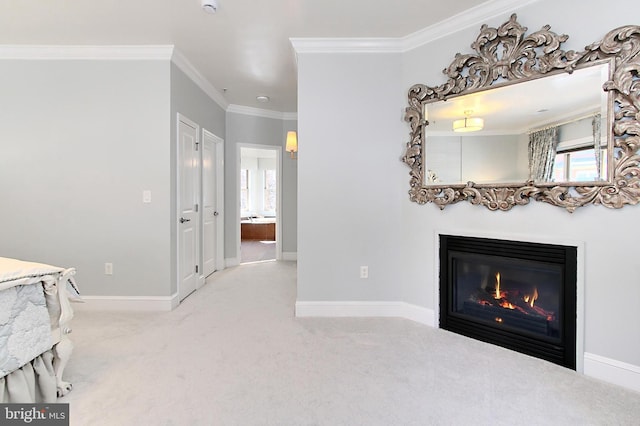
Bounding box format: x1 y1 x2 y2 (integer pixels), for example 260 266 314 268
238 145 281 263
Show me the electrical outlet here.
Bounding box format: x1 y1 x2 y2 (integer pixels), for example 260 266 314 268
360 266 368 279
105 262 113 275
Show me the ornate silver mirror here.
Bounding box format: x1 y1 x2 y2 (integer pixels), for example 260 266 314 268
403 14 640 211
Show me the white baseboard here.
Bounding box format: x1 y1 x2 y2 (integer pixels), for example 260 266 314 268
281 252 297 261
225 257 240 268
73 294 179 312
401 302 437 326
196 275 206 289
225 255 297 265
584 352 640 393
294 301 435 327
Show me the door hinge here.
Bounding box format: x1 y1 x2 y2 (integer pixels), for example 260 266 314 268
195 265 199 273
194 203 199 213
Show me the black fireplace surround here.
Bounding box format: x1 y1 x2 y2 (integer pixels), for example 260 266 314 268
439 235 577 369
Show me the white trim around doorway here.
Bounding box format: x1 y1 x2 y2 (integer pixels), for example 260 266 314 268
237 143 283 263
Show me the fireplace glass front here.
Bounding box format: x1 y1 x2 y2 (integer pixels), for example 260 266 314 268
440 235 576 369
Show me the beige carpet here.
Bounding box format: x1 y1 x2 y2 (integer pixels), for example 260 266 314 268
60 261 640 425
241 240 276 263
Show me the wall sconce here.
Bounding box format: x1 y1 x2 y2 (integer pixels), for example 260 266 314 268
286 131 298 159
453 110 484 133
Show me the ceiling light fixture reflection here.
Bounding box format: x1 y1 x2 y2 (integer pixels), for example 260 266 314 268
453 110 484 132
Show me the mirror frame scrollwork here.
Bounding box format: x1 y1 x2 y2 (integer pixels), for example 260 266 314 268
402 14 640 212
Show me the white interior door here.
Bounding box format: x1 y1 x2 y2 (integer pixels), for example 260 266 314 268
178 117 198 301
202 130 218 277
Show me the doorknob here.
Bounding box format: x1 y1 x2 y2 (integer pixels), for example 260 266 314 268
180 217 191 223
213 211 219 216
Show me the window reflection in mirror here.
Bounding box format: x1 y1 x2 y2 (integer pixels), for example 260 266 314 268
423 62 609 186
552 114 608 182
553 148 608 182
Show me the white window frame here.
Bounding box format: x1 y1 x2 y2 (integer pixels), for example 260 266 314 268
554 136 607 182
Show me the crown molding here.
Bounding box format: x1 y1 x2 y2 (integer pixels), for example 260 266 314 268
0 44 174 60
0 44 230 110
290 37 402 54
290 0 540 54
227 104 297 120
401 0 541 51
170 48 228 110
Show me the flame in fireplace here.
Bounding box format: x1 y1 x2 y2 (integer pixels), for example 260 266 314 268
492 273 515 309
494 273 501 299
524 287 539 308
499 301 516 309
468 270 556 324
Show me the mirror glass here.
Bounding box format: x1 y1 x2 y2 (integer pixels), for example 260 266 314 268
423 63 610 186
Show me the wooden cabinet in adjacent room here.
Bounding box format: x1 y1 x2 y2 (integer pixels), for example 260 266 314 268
241 222 276 241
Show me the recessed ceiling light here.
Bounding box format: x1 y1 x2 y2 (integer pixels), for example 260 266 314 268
256 96 270 103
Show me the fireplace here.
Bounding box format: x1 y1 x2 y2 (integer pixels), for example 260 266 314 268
439 235 577 369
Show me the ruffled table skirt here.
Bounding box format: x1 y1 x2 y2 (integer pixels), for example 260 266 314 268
0 349 57 403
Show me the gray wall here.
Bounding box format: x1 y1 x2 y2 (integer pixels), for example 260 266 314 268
0 59 172 297
170 63 226 293
296 0 640 368
428 135 528 183
282 119 298 255
0 58 294 298
225 113 298 260
297 51 406 302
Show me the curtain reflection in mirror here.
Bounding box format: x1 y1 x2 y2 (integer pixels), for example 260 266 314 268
528 127 558 181
592 114 602 180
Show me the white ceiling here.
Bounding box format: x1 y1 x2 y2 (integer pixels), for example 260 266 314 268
426 63 608 135
0 0 491 113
